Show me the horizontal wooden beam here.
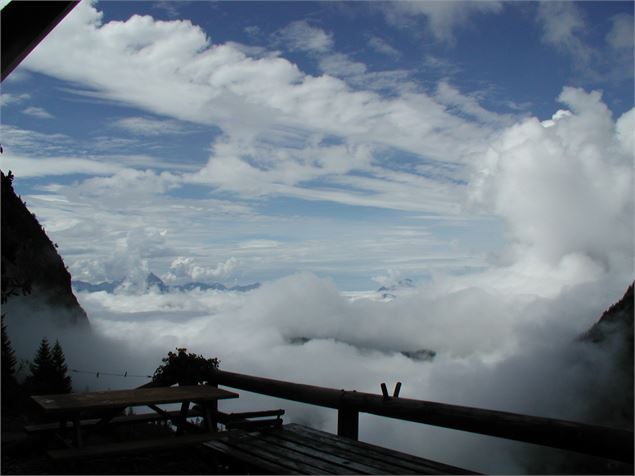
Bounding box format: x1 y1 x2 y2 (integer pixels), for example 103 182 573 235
209 369 633 463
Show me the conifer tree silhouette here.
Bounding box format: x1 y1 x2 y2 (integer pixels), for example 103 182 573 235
1 316 18 405
51 339 72 393
26 338 56 395
26 338 73 394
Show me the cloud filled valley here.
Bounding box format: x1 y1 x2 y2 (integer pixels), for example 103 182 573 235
5 267 631 473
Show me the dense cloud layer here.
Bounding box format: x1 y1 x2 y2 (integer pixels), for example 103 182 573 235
6 268 630 473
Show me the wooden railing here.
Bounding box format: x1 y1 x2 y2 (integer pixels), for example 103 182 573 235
207 369 633 464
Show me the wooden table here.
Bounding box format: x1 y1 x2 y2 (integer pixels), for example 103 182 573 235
31 385 239 448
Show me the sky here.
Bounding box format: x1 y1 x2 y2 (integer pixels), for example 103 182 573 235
1 1 634 473
1 0 632 291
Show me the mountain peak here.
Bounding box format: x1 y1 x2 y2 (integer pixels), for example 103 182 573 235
72 272 260 295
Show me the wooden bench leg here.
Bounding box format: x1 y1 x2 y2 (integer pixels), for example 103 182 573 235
72 414 83 448
203 401 218 432
177 401 190 435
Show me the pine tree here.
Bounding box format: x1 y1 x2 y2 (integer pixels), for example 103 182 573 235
51 340 72 393
1 316 16 377
26 338 56 395
1 315 18 406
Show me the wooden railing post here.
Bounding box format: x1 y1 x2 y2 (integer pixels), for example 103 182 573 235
337 406 358 440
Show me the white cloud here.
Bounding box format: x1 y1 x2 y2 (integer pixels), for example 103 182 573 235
244 25 260 37
69 168 181 202
536 2 591 64
22 106 54 119
53 270 630 473
274 20 334 53
13 3 511 242
469 87 633 294
0 153 123 177
606 13 634 50
435 80 514 127
0 92 30 106
164 256 238 282
368 36 400 58
0 124 70 158
318 53 367 77
21 1 502 178
111 116 191 136
380 1 504 45
238 240 281 249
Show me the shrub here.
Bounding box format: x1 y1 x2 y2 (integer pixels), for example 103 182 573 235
152 348 220 386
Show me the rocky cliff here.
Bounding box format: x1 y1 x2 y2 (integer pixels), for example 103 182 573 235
1 171 88 327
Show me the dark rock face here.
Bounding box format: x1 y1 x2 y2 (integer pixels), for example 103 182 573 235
579 282 633 431
581 283 633 350
1 171 88 327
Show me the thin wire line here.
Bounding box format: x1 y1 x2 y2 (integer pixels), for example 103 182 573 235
71 368 153 379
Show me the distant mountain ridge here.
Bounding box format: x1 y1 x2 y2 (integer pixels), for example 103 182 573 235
72 272 260 294
377 278 415 299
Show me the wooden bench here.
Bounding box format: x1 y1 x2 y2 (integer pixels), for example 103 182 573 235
43 408 284 460
202 423 478 474
215 409 284 431
30 385 238 449
25 408 204 435
47 432 222 460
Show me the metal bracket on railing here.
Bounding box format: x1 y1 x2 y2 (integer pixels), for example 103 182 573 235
380 382 402 400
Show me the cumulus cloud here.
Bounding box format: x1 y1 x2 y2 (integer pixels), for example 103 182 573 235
469 87 633 295
68 227 173 288
163 256 238 282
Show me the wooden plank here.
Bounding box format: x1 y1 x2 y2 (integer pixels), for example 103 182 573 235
220 433 355 474
264 427 417 474
31 385 238 414
228 409 285 419
47 432 222 460
204 431 337 474
288 424 474 475
225 418 282 431
256 430 393 474
286 424 477 475
202 439 297 474
234 431 370 474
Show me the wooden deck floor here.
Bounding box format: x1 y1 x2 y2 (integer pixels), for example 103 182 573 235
203 423 477 474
